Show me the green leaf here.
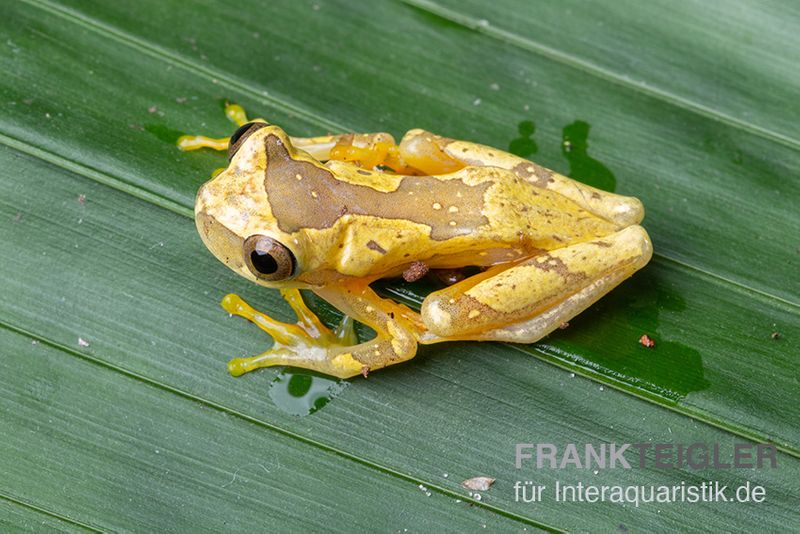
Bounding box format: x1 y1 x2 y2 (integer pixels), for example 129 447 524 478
2 0 798 530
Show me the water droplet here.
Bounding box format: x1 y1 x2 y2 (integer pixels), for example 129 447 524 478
268 369 347 416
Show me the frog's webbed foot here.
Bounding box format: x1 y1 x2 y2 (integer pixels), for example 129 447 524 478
222 282 423 379
176 102 251 152
222 291 359 378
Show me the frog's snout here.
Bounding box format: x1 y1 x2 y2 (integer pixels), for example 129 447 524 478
195 193 247 276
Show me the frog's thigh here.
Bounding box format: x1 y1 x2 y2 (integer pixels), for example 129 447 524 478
399 129 642 227
420 225 652 340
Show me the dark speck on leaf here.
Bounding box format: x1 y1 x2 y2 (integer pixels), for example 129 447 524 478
639 334 656 348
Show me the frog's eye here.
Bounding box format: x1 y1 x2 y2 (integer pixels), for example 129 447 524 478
243 235 296 281
228 122 267 161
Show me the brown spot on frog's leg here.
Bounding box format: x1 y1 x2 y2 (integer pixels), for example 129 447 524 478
402 260 430 282
530 253 587 284
366 240 387 254
263 134 491 240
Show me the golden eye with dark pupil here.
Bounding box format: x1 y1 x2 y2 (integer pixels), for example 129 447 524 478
243 235 296 281
227 122 268 161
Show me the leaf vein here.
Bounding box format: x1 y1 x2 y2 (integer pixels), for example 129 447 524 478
0 320 560 533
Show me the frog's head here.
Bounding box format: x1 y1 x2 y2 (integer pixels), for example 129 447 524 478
195 121 310 288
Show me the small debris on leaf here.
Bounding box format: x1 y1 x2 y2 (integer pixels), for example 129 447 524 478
433 268 466 285
639 334 655 348
77 194 86 204
771 331 781 340
462 476 495 491
148 105 157 113
402 260 429 282
78 337 90 347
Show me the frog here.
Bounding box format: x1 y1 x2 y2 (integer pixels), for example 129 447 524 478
181 104 652 379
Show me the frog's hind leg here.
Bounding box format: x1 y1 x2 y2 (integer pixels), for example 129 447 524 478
418 225 652 344
398 129 643 227
291 132 416 173
177 102 253 152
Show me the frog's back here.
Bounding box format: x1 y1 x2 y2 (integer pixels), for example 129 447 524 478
471 165 619 250
262 134 616 275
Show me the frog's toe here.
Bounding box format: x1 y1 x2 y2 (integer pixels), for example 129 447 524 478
221 293 318 346
225 335 363 379
176 134 230 152
227 345 330 377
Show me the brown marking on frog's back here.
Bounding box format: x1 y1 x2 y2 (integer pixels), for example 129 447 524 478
511 161 555 189
263 134 490 240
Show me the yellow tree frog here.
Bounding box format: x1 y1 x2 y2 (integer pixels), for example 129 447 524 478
181 104 652 379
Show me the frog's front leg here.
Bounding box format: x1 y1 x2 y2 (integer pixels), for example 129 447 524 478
177 103 413 172
223 283 422 379
177 103 251 151
419 225 652 343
